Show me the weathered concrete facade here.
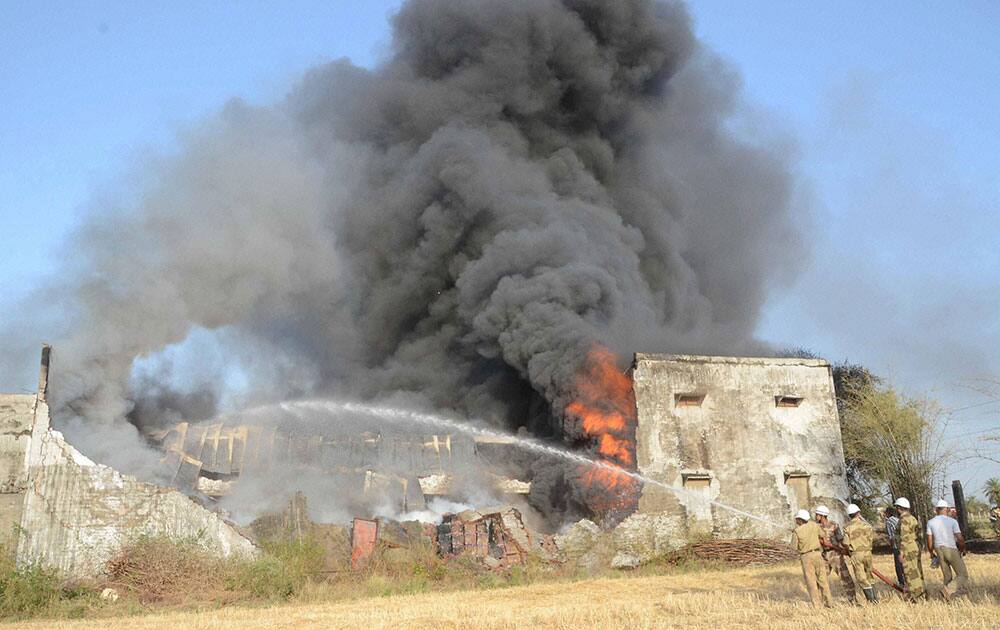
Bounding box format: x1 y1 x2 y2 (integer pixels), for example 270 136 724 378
628 354 849 545
0 393 35 552
1 349 255 576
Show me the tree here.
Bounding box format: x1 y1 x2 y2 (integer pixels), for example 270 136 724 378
838 378 951 525
781 351 951 523
966 496 990 513
985 478 1000 508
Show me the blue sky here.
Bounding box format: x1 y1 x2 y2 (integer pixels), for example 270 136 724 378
1 2 997 492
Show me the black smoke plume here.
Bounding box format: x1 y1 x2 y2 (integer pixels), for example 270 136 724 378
2 0 804 518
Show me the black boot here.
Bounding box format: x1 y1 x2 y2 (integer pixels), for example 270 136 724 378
863 587 878 603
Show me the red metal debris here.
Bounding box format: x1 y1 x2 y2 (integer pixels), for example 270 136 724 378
350 518 379 570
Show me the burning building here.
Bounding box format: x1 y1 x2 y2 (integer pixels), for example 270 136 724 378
2 347 848 576
1 0 843 576
609 353 849 566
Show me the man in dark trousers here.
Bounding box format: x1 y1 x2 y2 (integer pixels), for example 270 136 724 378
884 505 905 588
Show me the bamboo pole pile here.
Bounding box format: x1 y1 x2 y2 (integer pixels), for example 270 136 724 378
665 538 797 565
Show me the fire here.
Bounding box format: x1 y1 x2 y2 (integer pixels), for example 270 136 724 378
564 344 641 522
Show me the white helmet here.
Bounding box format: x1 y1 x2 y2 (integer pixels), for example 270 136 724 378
815 505 830 517
894 497 911 509
846 503 861 515
795 509 811 522
936 499 950 509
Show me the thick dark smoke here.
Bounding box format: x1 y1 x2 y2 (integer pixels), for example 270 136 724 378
3 0 804 515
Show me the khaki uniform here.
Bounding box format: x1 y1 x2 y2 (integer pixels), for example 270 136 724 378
899 513 925 600
820 519 856 602
843 516 875 589
936 546 969 597
793 520 833 608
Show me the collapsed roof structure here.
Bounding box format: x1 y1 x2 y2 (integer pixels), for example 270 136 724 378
145 420 529 511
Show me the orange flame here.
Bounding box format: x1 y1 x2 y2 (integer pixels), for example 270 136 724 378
564 344 640 520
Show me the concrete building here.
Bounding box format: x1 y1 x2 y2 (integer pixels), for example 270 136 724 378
0 348 255 576
612 354 849 566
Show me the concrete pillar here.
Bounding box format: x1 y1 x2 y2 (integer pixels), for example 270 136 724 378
37 344 51 403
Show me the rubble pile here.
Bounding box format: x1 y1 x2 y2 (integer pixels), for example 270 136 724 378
254 494 558 572
435 507 558 569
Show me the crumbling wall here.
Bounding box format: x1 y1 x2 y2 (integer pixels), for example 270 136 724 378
14 398 255 577
0 394 36 551
632 354 849 549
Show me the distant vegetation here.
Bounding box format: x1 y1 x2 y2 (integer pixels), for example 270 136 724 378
837 373 951 524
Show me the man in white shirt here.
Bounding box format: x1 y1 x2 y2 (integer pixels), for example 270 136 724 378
926 499 969 600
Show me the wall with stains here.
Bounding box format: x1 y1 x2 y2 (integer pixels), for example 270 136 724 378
10 398 256 576
631 354 849 541
2 351 257 577
0 394 35 551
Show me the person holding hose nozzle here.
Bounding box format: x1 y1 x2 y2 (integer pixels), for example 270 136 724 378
815 505 857 604
792 509 833 608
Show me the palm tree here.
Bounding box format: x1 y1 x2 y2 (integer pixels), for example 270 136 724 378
984 478 1000 507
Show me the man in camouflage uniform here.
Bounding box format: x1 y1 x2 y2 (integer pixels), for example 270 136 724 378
895 497 925 601
816 505 856 604
843 503 877 603
792 509 833 608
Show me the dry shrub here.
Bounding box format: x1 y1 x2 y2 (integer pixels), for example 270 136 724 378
105 536 230 604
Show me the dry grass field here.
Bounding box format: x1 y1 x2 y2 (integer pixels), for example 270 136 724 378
11 554 1000 630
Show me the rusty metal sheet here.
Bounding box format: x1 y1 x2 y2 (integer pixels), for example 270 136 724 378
183 424 206 461
175 454 203 492
464 521 476 549
351 518 379 570
158 422 187 452
262 427 277 469
230 426 248 475
203 431 231 476
243 426 263 472
158 450 183 483
476 521 489 557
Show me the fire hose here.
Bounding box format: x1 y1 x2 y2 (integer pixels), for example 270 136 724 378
825 542 906 595
871 567 906 594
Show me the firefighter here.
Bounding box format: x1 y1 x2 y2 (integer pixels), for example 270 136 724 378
793 509 833 608
895 497 926 601
843 503 877 603
815 505 856 604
